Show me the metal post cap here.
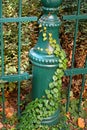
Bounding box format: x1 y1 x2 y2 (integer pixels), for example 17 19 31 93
41 0 62 8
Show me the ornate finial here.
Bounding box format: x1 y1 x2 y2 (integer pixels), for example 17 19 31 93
39 0 62 29
41 0 62 12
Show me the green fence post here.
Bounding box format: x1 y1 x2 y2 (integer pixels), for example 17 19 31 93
0 0 5 121
29 0 62 126
78 56 87 111
17 0 22 118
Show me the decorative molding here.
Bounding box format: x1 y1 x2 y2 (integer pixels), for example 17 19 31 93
29 49 59 66
42 6 59 12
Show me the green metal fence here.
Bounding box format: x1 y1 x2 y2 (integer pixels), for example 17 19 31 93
63 0 87 112
0 0 87 122
0 0 37 120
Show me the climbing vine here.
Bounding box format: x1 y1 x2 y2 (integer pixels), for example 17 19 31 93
17 25 68 130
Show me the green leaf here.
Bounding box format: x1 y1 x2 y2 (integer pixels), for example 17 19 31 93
43 33 46 37
53 75 58 81
49 82 54 89
53 88 58 93
45 89 50 95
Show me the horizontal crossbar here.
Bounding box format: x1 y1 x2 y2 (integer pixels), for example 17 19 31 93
0 16 37 23
63 14 87 21
65 67 87 76
0 72 32 83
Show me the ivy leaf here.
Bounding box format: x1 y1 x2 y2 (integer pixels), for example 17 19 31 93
58 79 62 86
49 82 54 89
38 103 43 108
53 75 58 81
39 24 42 28
45 89 50 95
50 100 55 106
43 27 46 30
47 93 52 99
43 33 46 37
59 59 62 63
43 99 49 106
53 88 58 93
59 63 64 68
43 37 47 41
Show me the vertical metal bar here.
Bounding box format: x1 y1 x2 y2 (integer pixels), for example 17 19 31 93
66 0 81 112
78 56 87 111
0 0 5 120
18 0 22 117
